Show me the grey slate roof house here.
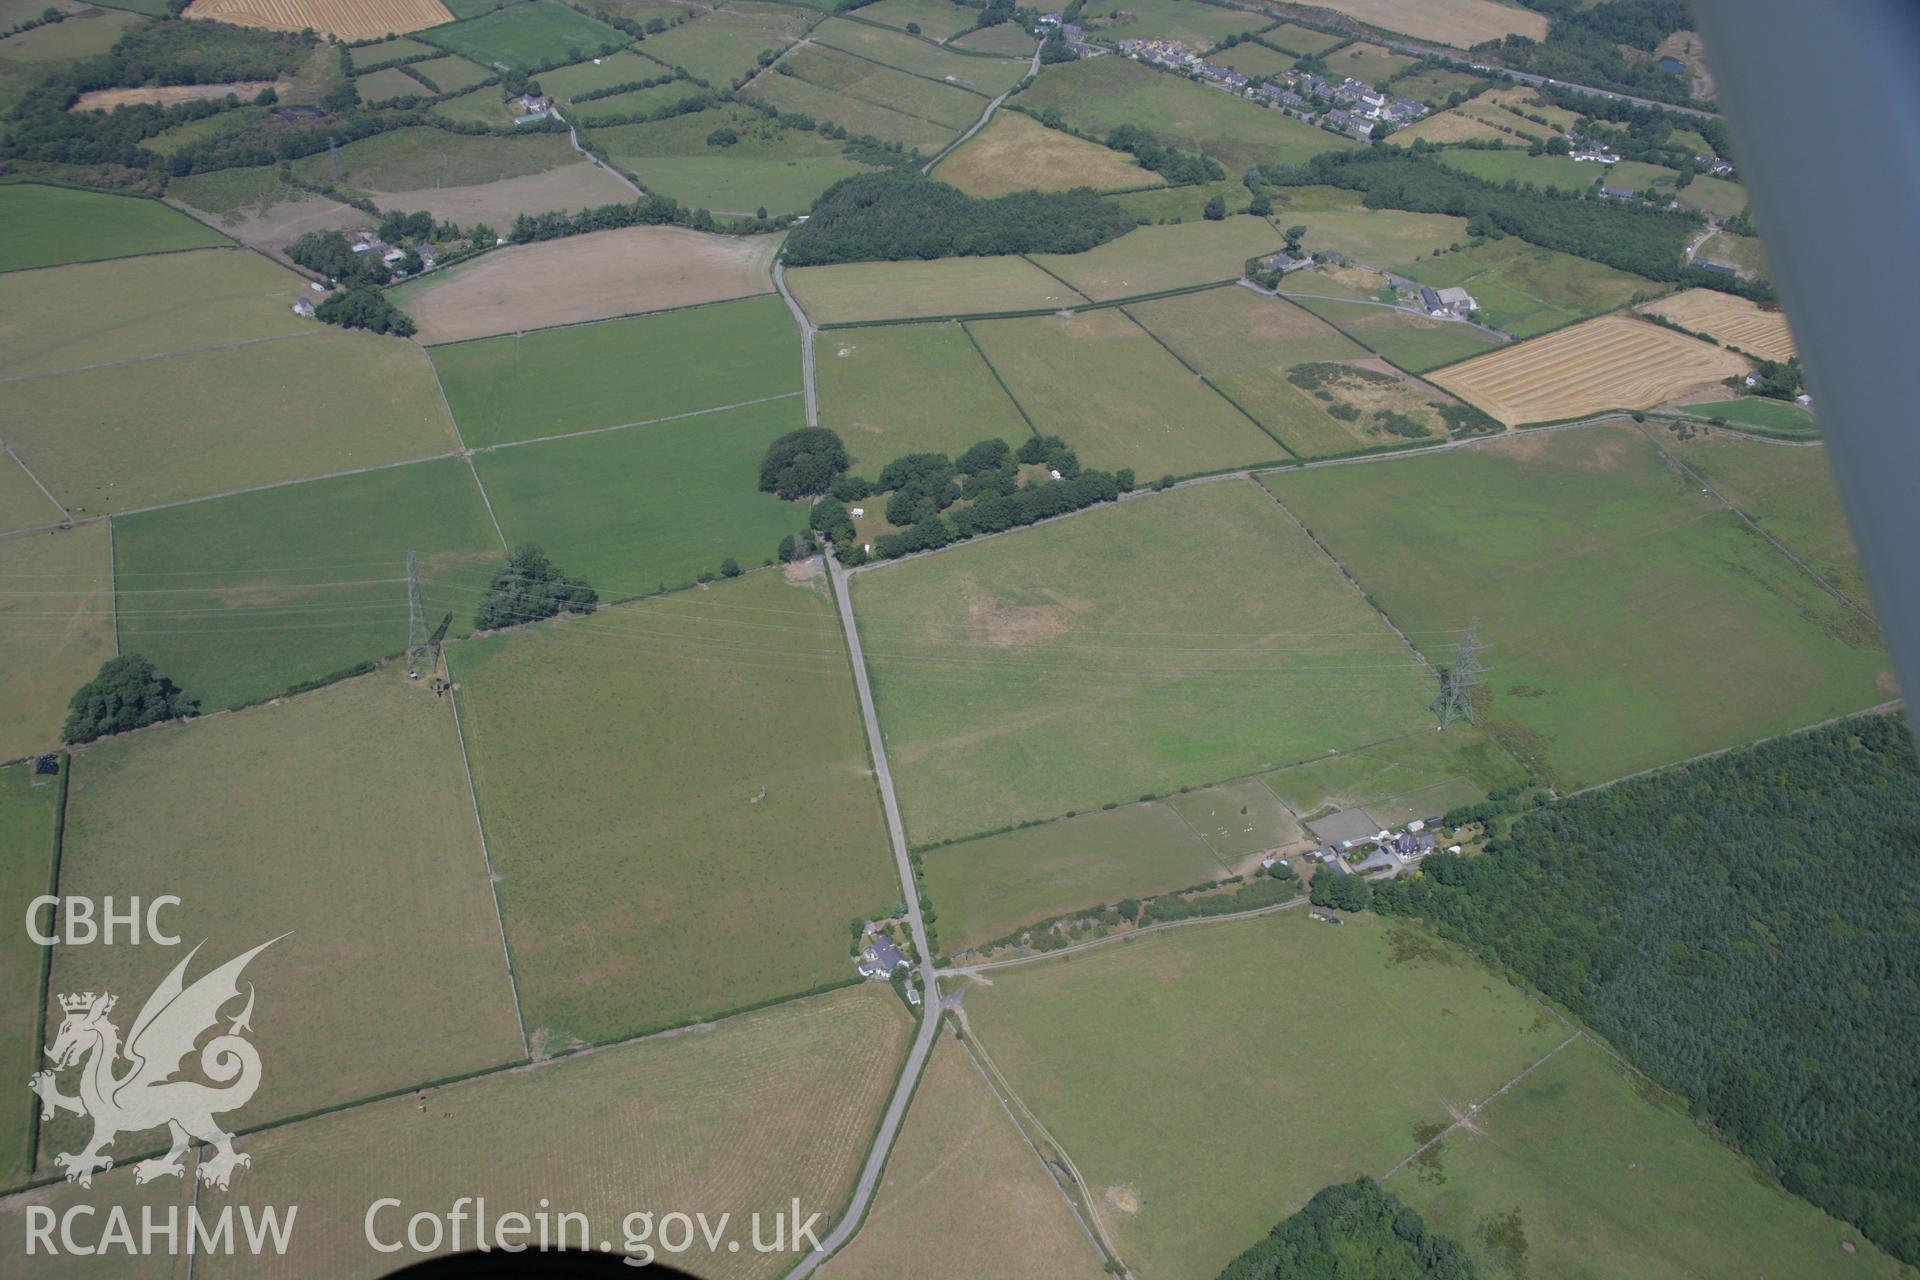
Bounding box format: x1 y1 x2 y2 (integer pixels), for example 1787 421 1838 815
858 936 908 977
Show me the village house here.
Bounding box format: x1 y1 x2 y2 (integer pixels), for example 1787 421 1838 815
291 296 316 318
857 935 908 978
1262 250 1309 273
1600 185 1637 200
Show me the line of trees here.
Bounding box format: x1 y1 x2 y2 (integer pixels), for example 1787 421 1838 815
472 545 598 630
781 171 1137 265
1371 714 1920 1265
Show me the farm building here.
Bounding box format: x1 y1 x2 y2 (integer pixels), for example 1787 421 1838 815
1697 260 1737 276
1263 251 1308 273
1601 185 1637 199
1435 286 1477 316
1419 285 1445 315
292 296 316 318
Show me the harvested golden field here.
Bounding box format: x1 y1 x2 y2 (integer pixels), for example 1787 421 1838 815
1641 288 1798 361
184 0 452 40
192 986 911 1278
821 1031 1107 1280
394 225 782 343
1430 314 1750 425
934 110 1149 197
365 163 638 228
1302 0 1542 46
1387 107 1514 146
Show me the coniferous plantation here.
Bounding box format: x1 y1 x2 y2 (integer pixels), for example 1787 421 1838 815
781 171 1137 265
1373 716 1920 1264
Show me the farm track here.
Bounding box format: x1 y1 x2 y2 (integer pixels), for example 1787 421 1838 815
773 262 820 426
0 329 326 385
1376 1031 1583 1182
921 39 1045 172
1241 278 1511 342
552 107 643 198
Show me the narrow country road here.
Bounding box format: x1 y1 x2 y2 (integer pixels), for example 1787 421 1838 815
784 555 942 1278
772 262 819 426
921 39 1045 173
551 107 643 197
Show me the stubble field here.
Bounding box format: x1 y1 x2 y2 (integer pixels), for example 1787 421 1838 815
1429 314 1750 424
785 254 1075 323
1301 0 1544 44
933 111 1148 197
1639 288 1797 361
184 0 453 40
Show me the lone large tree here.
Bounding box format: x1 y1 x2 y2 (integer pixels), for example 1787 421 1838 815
759 427 850 501
63 656 196 744
472 545 598 631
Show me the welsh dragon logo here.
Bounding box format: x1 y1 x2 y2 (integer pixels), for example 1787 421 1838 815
30 938 281 1191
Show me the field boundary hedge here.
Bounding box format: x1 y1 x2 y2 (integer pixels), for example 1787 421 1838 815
959 320 1039 436
1117 301 1300 460
811 276 1243 329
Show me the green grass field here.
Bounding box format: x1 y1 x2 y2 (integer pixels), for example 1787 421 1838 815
1167 778 1303 862
1263 425 1893 788
786 254 1077 323
0 449 61 534
634 3 811 86
850 480 1437 843
1103 179 1245 224
409 52 496 92
44 670 525 1155
1031 216 1282 300
744 62 954 152
1675 396 1817 434
948 21 1034 54
1209 41 1297 78
1324 40 1417 84
446 568 899 1045
844 0 978 40
1386 65 1484 105
291 125 576 191
431 294 800 447
356 64 431 103
817 322 1031 471
922 803 1225 951
1129 287 1453 458
349 35 442 65
1269 184 1470 268
563 77 703 121
1395 1038 1910 1280
470 397 808 594
780 43 982 129
430 83 526 126
1697 229 1770 278
113 458 502 711
0 524 112 763
968 309 1284 475
188 985 910 1278
0 248 315 379
7 330 459 514
812 16 1027 94
964 911 1572 1280
536 48 661 97
1401 238 1651 338
1661 431 1872 613
1259 20 1344 54
1290 294 1507 372
1259 726 1524 827
423 0 626 71
0 762 59 1186
1438 147 1602 193
0 184 227 273
821 1031 1109 1280
1077 0 1267 47
1015 55 1356 171
590 104 875 213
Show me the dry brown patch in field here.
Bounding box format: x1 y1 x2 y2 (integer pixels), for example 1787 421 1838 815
184 0 452 40
1640 288 1797 361
72 81 274 109
934 110 1148 197
362 162 637 229
1429 314 1750 426
399 225 782 344
1106 1185 1142 1215
168 189 361 255
965 589 1094 648
1298 0 1543 46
